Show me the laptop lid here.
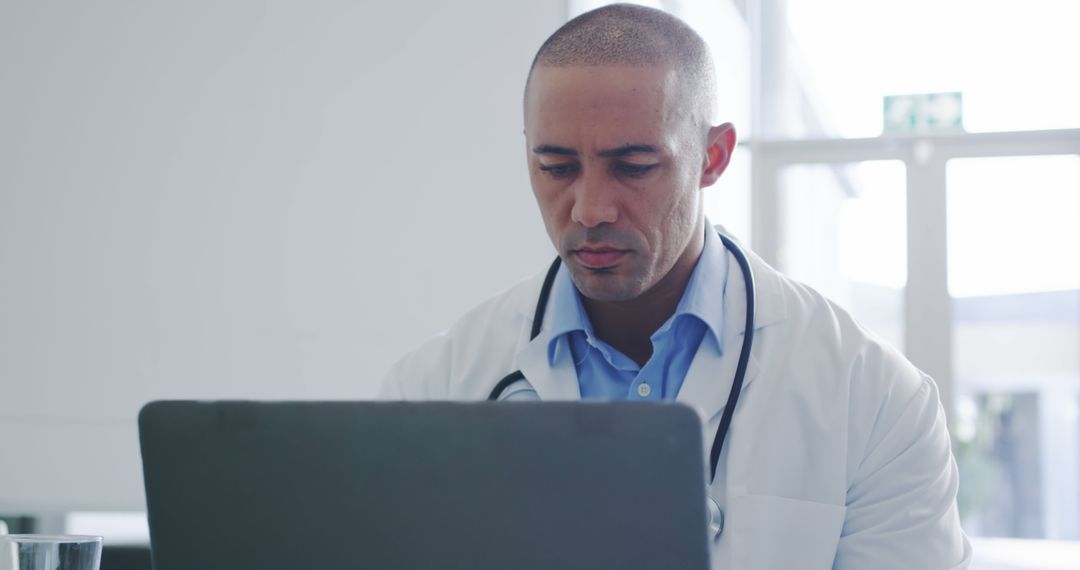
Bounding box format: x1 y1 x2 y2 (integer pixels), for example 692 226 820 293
139 401 710 570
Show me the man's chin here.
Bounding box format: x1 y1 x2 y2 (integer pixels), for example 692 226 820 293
569 269 644 303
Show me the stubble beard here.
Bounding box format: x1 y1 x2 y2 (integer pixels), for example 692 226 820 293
566 260 653 303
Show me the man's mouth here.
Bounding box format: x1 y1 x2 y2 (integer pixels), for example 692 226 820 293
572 246 629 269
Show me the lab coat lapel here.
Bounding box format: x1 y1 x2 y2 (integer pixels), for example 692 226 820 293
514 311 582 401
676 232 785 426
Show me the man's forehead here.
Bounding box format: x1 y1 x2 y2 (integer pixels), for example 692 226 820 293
526 64 678 105
524 64 687 144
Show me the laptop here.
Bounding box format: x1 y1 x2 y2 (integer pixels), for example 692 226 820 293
139 401 710 569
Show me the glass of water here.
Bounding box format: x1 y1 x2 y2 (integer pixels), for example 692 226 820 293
0 535 102 570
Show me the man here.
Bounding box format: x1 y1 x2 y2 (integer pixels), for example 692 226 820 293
381 4 971 568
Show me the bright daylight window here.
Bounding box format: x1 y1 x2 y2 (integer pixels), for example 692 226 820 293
948 155 1080 542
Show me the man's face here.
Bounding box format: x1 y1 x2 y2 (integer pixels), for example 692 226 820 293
524 64 707 302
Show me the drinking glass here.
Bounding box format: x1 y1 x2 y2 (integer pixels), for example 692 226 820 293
0 535 102 570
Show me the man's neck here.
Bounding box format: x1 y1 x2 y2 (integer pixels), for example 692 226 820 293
580 225 706 367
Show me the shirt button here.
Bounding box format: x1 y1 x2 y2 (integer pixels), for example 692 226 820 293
637 383 652 398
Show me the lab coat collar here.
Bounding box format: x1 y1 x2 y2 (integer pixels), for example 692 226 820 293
514 301 582 400
677 226 787 423
714 225 788 332
510 261 582 400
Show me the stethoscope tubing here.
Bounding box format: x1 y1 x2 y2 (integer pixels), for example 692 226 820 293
488 229 756 487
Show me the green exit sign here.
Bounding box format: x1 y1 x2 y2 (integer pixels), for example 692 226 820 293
884 92 964 133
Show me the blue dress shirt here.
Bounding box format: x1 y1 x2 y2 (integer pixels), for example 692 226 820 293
546 227 730 401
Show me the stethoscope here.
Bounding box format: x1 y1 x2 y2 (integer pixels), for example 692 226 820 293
487 229 756 543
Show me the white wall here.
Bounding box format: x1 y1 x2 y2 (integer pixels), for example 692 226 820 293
0 0 563 512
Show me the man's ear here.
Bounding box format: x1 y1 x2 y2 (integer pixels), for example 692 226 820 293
700 122 737 188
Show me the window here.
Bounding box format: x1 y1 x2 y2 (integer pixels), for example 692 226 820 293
948 155 1080 540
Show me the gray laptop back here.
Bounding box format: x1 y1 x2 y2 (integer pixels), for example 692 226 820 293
139 401 709 570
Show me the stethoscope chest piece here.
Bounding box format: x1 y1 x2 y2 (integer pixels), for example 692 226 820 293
707 496 724 542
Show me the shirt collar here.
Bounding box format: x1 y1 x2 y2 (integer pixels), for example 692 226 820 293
666 223 728 352
544 262 593 365
544 222 730 364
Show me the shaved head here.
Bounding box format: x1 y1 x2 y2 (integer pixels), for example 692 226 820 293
526 3 717 128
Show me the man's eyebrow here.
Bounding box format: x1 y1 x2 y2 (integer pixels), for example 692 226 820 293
532 145 578 156
596 144 659 158
532 143 661 158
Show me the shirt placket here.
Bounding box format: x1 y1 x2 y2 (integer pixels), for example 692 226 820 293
629 333 667 401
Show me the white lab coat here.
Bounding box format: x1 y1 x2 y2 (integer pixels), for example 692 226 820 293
379 232 972 569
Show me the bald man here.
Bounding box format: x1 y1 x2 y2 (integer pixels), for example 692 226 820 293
381 4 971 569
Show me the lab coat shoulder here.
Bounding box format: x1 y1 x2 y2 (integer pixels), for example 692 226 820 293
782 275 933 450
732 267 929 497
378 271 545 400
782 280 949 497
750 270 971 568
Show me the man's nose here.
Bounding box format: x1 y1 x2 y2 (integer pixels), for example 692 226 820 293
570 170 618 228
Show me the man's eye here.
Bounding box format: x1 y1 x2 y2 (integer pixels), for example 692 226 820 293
539 164 578 178
614 163 657 177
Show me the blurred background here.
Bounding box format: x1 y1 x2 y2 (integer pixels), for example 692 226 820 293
1 0 1077 568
